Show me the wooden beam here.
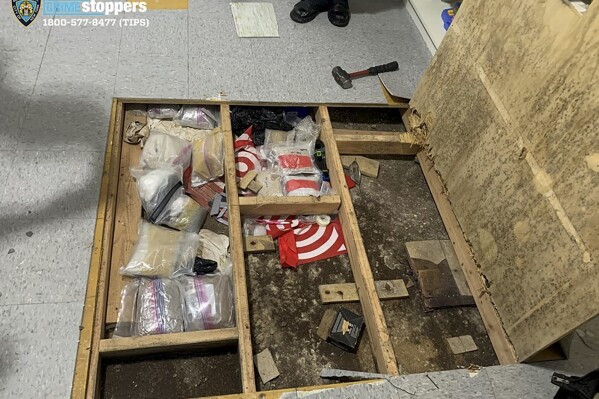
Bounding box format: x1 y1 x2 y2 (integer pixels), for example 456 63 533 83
71 100 122 399
105 107 144 326
221 105 257 393
317 106 400 375
333 129 421 155
99 329 238 358
238 195 341 216
199 379 380 399
243 236 276 253
319 280 409 304
417 152 517 364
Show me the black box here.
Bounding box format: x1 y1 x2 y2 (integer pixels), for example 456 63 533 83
328 308 364 351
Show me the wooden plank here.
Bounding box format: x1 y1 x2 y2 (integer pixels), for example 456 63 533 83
99 328 238 358
375 280 409 300
317 106 399 375
411 0 599 360
447 335 478 354
105 108 144 326
71 99 122 399
319 280 409 304
238 195 341 216
200 379 379 399
417 152 517 364
405 239 474 309
243 235 275 253
333 129 421 155
221 104 256 393
82 101 126 399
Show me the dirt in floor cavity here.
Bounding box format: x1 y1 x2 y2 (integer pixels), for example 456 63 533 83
350 155 499 373
245 252 376 391
101 349 242 399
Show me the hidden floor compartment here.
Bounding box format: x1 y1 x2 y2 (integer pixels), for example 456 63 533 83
350 155 500 373
100 348 242 399
244 250 377 391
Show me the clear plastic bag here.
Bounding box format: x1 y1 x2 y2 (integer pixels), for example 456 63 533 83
121 221 200 278
243 217 268 236
141 131 192 170
147 105 181 119
293 116 320 145
136 278 186 336
132 166 182 216
155 188 208 233
178 264 235 331
191 128 224 187
282 173 323 197
174 106 220 130
269 143 319 175
113 278 140 338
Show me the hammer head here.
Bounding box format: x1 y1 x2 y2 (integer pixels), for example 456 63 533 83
332 66 352 89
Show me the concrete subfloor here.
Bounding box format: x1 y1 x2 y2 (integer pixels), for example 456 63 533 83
0 1 596 398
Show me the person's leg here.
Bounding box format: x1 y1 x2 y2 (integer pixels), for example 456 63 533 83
290 0 331 23
328 0 350 27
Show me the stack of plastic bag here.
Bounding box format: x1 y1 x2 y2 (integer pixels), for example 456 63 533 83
115 223 235 337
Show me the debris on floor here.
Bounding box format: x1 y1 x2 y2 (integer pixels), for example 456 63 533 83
316 307 364 352
318 279 409 304
254 348 280 384
25 231 33 237
405 239 474 309
447 335 478 354
341 155 380 178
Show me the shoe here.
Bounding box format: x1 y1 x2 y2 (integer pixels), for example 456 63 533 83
290 0 331 23
328 0 350 27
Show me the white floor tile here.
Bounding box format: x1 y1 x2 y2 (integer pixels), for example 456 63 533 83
0 302 81 398
0 150 104 220
0 218 95 305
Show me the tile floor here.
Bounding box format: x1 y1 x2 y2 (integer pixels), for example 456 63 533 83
0 1 596 397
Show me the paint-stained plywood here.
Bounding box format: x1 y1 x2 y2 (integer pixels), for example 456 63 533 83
411 0 599 360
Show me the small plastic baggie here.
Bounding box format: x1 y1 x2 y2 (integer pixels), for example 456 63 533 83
268 143 319 175
113 278 186 337
178 266 235 331
147 105 180 119
120 221 200 278
282 173 323 197
174 106 220 130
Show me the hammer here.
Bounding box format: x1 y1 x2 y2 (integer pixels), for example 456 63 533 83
332 61 399 89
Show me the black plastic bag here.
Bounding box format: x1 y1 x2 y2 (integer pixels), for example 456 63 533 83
552 369 599 399
231 107 294 146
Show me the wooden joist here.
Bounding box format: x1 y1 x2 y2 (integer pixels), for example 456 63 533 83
99 329 239 358
238 195 341 216
318 106 400 375
221 105 257 393
417 152 517 364
333 129 421 155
